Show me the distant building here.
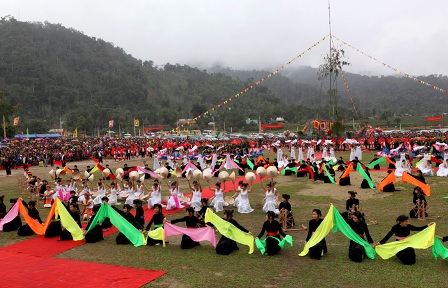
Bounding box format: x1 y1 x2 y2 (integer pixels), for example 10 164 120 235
276 117 286 123
176 119 196 125
245 118 258 125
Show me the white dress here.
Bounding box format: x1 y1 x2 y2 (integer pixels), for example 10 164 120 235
349 148 356 161
148 187 162 208
322 148 328 159
298 147 304 162
135 184 144 199
108 188 119 205
93 187 106 204
437 162 448 177
189 189 202 211
167 188 184 210
125 187 136 206
419 162 434 176
330 147 335 158
395 161 411 177
262 190 279 214
236 190 254 214
355 146 362 160
210 189 227 212
234 187 242 208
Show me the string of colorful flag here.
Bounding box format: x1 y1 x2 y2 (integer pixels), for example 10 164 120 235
339 67 359 119
332 35 448 95
167 35 330 134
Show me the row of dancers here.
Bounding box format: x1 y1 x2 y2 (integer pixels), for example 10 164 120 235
2 183 448 265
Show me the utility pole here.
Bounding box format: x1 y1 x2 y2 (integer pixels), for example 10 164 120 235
2 114 6 139
328 0 333 120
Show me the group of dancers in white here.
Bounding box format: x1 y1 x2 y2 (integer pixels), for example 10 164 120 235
394 150 448 177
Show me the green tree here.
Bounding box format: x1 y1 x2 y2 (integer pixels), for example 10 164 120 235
0 91 19 137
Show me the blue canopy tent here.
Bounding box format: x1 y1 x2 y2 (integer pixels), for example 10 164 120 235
13 134 62 139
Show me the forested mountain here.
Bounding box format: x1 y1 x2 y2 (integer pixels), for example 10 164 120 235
1 16 447 135
209 65 448 120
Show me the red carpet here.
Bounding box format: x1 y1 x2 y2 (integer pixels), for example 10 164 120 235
0 251 165 288
0 174 260 287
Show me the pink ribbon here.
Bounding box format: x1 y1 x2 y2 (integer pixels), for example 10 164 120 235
0 202 19 231
164 222 216 247
136 166 159 178
173 194 181 209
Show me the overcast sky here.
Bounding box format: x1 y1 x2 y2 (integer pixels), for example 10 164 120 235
2 0 448 76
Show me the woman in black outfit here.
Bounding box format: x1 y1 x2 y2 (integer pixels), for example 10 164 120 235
18 200 43 236
115 204 142 244
257 211 287 256
0 195 6 219
84 204 104 243
360 167 372 189
169 207 204 249
279 194 295 228
376 215 434 265
59 203 82 240
216 209 250 255
305 209 327 260
2 199 22 232
345 211 373 262
133 199 144 228
145 203 165 246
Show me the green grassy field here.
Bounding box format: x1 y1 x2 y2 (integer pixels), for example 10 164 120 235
1 151 447 288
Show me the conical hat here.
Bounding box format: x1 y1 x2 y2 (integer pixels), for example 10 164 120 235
84 171 90 178
245 172 256 183
202 170 212 182
102 168 111 178
256 167 267 178
49 169 54 179
72 170 80 179
115 168 124 176
140 175 145 183
193 169 202 180
186 170 193 180
175 167 182 178
88 174 94 182
56 169 66 178
129 171 139 181
160 167 169 178
267 166 278 178
229 171 236 181
218 171 229 181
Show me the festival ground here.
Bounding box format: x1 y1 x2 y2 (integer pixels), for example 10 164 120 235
1 151 447 288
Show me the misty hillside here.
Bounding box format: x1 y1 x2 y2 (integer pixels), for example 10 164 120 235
209 65 448 118
1 17 447 134
0 17 299 133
